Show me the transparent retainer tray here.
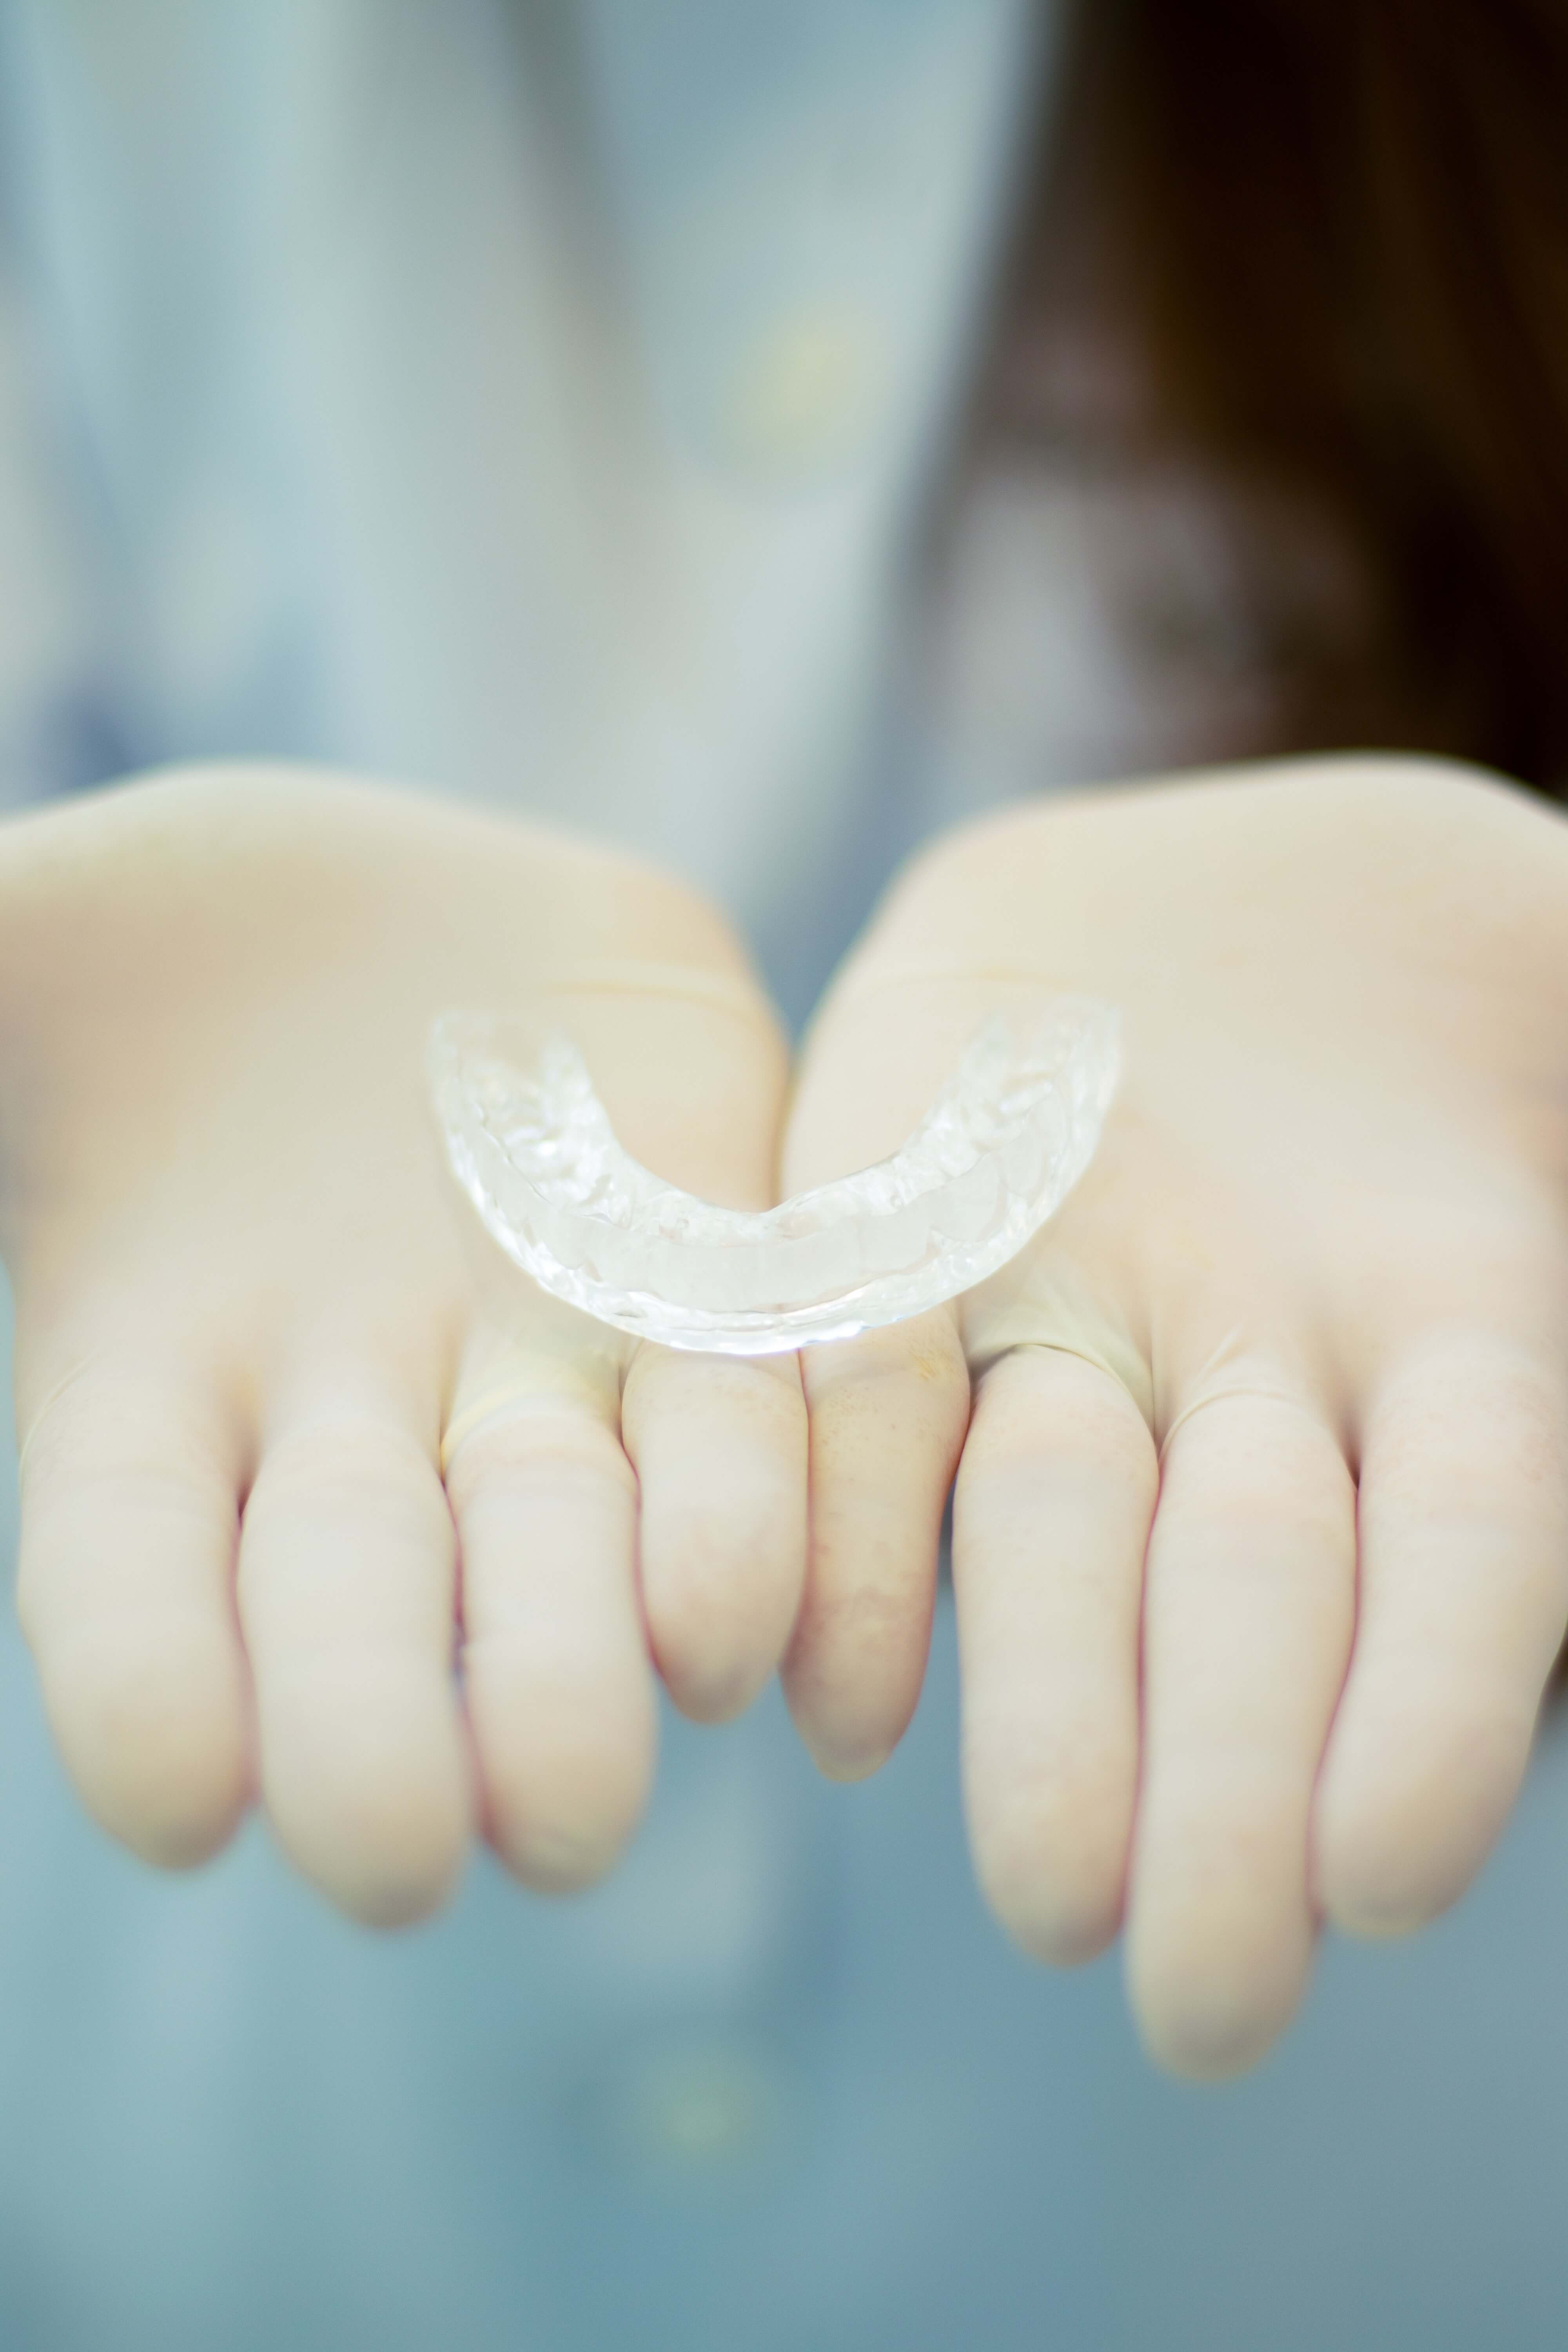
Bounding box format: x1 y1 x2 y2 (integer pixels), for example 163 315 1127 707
430 996 1120 1355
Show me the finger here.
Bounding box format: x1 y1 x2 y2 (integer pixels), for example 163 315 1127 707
783 1310 970 1779
1315 1333 1568 1938
1126 1388 1357 2079
442 1372 656 1892
621 1346 807 1724
954 1347 1158 1965
16 1362 253 1868
238 1395 472 1926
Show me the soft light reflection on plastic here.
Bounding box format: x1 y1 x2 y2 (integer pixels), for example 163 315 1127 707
430 999 1119 1354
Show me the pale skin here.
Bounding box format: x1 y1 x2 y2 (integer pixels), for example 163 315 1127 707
0 769 807 1920
2 753 1566 2081
785 755 1568 2075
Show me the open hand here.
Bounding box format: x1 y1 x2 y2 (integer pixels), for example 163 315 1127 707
782 757 1568 2075
0 766 805 1922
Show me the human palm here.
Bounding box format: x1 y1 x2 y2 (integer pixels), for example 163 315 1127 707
782 757 1568 2075
0 767 805 1922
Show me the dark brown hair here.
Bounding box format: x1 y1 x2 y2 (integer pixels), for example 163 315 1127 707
975 0 1568 794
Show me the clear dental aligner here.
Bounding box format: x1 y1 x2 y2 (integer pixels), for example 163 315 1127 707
430 998 1120 1355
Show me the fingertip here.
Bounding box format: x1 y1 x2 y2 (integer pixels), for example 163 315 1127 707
329 1862 466 1933
1314 1882 1428 1946
15 1367 254 1870
40 1615 254 1869
1313 1684 1536 1941
782 1575 933 1781
1127 1933 1310 2084
968 1769 1129 1969
263 1659 474 1927
330 1851 467 1933
488 1789 648 1896
1133 2004 1289 2087
787 1708 903 1786
1125 1812 1319 2083
1317 1340 1568 1947
627 1350 808 1730
953 1346 1151 1977
787 1311 969 1779
978 1864 1123 1971
653 1638 766 1730
471 1638 657 1892
239 1408 474 1926
445 1387 659 1896
1125 1388 1352 2084
642 1473 805 1726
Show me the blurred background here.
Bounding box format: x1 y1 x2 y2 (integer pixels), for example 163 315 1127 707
0 2 1566 2344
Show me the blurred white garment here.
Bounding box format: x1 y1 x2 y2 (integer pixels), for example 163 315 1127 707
0 0 1040 953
